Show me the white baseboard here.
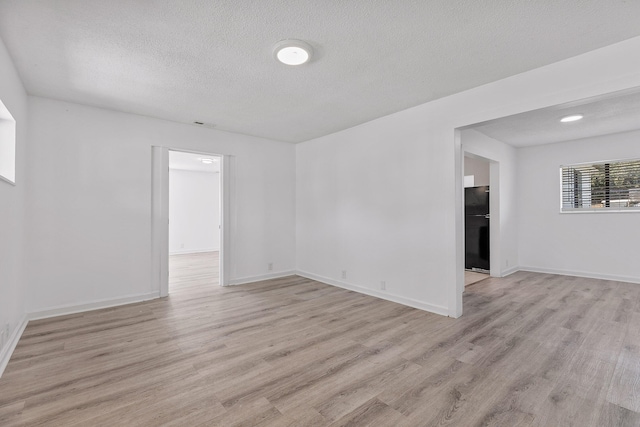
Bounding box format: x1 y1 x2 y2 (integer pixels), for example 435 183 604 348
296 270 449 317
27 292 161 321
0 315 28 378
228 270 297 286
169 248 219 255
518 266 640 284
500 266 520 277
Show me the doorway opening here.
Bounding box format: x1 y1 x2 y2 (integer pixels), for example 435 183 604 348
453 86 640 317
168 150 222 293
151 146 232 298
463 154 491 287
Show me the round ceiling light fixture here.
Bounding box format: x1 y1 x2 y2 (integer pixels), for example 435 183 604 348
273 39 313 66
200 158 215 164
560 114 584 123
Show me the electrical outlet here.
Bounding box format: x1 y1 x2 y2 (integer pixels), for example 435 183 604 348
341 270 347 279
268 262 273 271
380 281 386 291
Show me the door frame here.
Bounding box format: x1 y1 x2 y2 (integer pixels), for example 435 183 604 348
151 146 236 296
463 152 500 278
454 145 502 316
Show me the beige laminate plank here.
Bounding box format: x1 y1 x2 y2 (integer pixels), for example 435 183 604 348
607 311 640 412
0 252 637 426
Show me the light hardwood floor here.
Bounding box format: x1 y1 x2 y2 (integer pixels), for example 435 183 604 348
0 253 639 426
169 251 220 292
465 270 489 287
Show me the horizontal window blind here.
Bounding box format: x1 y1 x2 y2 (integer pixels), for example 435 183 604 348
561 159 640 211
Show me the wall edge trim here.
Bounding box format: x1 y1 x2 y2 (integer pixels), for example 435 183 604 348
0 315 28 378
518 266 640 284
27 292 161 321
500 266 520 277
296 270 450 317
227 270 297 286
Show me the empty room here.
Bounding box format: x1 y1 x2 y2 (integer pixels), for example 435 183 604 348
0 2 639 426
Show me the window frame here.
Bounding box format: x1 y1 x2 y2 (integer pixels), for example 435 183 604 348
0 98 16 185
559 157 640 214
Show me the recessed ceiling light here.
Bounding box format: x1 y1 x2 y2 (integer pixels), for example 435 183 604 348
200 158 214 164
560 114 584 123
273 40 313 66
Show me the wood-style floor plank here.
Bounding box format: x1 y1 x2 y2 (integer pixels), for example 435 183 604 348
607 311 640 413
0 252 638 425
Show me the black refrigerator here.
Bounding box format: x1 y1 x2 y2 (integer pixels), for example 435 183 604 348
465 186 490 271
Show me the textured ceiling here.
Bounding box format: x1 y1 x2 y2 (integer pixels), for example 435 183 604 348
169 150 220 173
471 88 640 147
1 1 640 143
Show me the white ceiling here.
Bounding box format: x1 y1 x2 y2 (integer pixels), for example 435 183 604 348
470 87 640 147
2 1 640 143
169 150 220 173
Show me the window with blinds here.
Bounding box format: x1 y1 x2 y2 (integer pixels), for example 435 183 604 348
561 159 640 212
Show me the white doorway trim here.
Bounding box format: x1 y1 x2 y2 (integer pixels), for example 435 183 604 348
453 130 503 318
463 152 500 278
452 129 464 318
151 146 235 297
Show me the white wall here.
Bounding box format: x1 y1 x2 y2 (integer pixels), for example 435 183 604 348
297 130 450 312
462 129 519 277
169 169 220 254
464 155 490 187
518 129 640 283
0 36 28 372
297 36 640 317
25 97 296 314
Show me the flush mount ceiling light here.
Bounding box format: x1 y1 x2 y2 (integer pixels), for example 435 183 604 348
199 158 215 164
560 114 584 123
273 39 313 66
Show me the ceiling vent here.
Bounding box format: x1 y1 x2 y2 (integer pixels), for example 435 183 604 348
193 121 217 129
